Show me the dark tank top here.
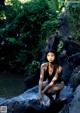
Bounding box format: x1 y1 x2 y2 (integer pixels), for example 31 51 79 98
45 64 62 83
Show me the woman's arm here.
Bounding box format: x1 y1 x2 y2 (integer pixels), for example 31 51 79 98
42 66 62 94
38 64 45 99
50 66 62 85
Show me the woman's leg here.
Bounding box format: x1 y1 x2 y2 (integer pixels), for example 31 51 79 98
42 81 48 88
38 81 48 100
42 81 54 101
47 81 64 101
55 91 60 101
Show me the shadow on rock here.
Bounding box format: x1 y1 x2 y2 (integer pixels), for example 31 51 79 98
45 99 68 113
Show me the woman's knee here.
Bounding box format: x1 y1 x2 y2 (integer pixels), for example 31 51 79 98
42 81 48 88
61 81 64 89
58 81 64 91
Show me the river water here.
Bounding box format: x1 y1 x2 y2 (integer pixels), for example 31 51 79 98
0 71 26 99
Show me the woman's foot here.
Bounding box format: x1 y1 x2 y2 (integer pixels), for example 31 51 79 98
55 92 60 102
50 98 55 106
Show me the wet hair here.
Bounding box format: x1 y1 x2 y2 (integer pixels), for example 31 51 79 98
45 49 58 63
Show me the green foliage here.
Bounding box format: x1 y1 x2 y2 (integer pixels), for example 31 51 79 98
57 40 64 53
66 0 80 41
41 19 58 38
5 0 22 23
25 60 40 75
0 0 59 73
8 38 16 44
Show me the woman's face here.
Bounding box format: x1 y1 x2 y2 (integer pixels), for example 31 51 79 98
47 52 55 63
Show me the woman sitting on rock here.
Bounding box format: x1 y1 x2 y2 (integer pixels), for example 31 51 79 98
38 49 64 105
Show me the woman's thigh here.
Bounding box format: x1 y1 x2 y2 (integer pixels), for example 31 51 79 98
42 81 49 89
47 81 64 94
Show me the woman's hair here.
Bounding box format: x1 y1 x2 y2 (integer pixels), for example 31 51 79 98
45 49 58 63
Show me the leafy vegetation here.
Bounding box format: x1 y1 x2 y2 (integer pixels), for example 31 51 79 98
0 0 58 74
0 0 79 75
65 0 80 41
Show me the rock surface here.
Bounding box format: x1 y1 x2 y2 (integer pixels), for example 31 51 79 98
59 85 80 113
69 65 80 91
0 86 70 113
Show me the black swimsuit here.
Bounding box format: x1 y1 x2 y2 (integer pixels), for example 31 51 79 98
45 64 62 83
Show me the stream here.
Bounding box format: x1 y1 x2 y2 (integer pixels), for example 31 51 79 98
0 71 26 99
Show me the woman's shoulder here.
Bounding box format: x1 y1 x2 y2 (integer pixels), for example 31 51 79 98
55 64 62 68
55 64 62 73
41 62 48 69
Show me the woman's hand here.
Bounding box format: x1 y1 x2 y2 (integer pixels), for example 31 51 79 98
37 93 44 101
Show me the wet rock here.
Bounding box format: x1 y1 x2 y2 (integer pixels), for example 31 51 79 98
24 70 40 90
0 86 68 113
0 87 48 113
58 10 71 39
69 85 80 113
68 53 80 68
69 66 80 91
0 97 6 104
59 104 69 113
63 40 80 56
60 85 73 103
62 63 74 84
59 85 80 113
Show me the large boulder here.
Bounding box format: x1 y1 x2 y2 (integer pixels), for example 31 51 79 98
68 53 80 68
61 52 80 85
0 97 6 104
0 86 48 113
69 85 80 113
63 40 80 56
24 68 40 90
24 74 39 90
58 10 71 39
59 85 80 113
0 86 68 113
62 63 74 84
69 65 80 91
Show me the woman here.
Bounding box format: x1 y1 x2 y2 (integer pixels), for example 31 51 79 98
38 49 64 105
